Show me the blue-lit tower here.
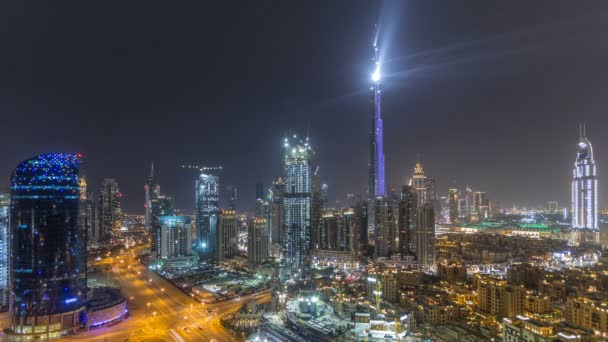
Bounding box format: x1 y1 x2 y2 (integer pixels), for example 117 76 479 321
9 153 87 339
195 167 221 254
571 126 599 244
368 40 386 248
0 193 9 308
283 135 313 279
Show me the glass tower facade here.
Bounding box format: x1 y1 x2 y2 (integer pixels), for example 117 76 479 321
283 135 312 278
572 134 598 230
0 193 9 308
10 153 87 339
195 170 220 254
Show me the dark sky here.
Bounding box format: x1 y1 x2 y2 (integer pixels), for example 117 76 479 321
1 1 607 213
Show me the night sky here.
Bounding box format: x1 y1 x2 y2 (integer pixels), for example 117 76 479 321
1 1 607 213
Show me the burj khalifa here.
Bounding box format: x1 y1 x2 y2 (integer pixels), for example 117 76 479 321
368 41 386 241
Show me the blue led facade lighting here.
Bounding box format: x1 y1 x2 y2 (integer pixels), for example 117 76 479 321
9 153 87 338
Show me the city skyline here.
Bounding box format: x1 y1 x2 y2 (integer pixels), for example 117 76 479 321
1 2 608 213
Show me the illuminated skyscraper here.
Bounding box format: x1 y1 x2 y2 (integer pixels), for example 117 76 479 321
0 193 8 308
572 128 598 243
217 209 238 260
270 177 285 246
248 217 269 268
283 135 313 277
416 203 435 266
195 167 221 254
411 162 427 208
368 41 386 244
398 185 416 256
144 162 159 248
448 188 459 224
9 154 87 338
98 178 122 241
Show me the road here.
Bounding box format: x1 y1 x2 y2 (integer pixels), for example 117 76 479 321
69 245 270 342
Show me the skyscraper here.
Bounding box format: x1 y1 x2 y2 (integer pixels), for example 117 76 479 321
270 177 285 246
283 135 313 278
217 209 238 261
10 154 87 339
398 185 416 256
374 197 395 258
195 167 221 253
158 216 197 271
368 41 386 199
416 203 435 267
448 188 459 224
145 163 159 249
248 217 269 268
411 162 427 208
368 40 386 246
98 178 122 241
227 185 238 211
474 192 489 220
572 128 599 244
0 193 9 308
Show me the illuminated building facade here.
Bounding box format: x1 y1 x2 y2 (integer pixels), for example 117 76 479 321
368 41 386 244
248 217 269 268
270 177 285 246
374 198 395 258
411 162 427 208
98 178 122 241
144 162 159 249
158 216 193 258
217 209 238 260
448 188 458 224
415 203 435 266
283 135 313 277
571 130 598 237
9 153 87 339
398 185 416 256
0 193 8 308
195 168 221 253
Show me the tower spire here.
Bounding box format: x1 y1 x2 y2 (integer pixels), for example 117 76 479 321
150 161 154 178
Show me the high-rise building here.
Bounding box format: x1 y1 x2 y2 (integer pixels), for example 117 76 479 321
9 154 87 338
158 216 197 271
339 208 359 252
158 216 193 258
270 178 285 247
476 275 525 319
98 178 122 241
195 167 221 253
78 176 95 247
0 193 9 308
448 188 459 224
217 209 238 261
248 217 269 268
283 135 313 277
415 203 435 266
318 210 338 250
311 174 323 251
572 129 598 243
321 183 329 208
144 162 158 245
474 192 490 220
227 185 238 211
374 198 396 258
411 162 427 208
398 185 416 256
368 41 386 247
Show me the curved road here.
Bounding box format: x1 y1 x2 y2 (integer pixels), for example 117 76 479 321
70 246 270 342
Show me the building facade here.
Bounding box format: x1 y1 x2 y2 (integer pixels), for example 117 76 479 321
248 218 269 268
98 178 122 241
217 209 238 260
195 168 221 253
9 153 87 339
571 130 598 244
283 135 313 277
0 193 9 308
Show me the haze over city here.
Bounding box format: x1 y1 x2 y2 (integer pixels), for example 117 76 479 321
2 1 608 212
1 2 608 342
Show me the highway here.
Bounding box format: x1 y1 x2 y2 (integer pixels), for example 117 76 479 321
69 245 270 342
